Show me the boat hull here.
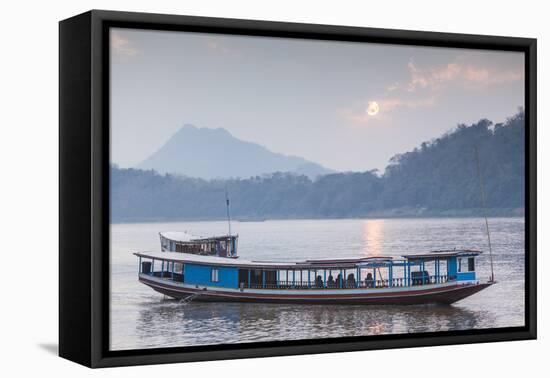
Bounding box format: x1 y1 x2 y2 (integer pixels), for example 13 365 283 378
139 275 493 305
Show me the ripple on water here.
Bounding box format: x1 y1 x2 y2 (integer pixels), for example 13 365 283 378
110 218 525 351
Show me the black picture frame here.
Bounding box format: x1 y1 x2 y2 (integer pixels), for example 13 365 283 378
59 9 537 368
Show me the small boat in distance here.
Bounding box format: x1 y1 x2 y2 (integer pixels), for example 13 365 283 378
160 231 238 258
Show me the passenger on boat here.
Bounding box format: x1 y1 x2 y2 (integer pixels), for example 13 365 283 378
315 275 323 288
365 273 374 288
347 273 356 288
327 275 335 288
336 274 343 287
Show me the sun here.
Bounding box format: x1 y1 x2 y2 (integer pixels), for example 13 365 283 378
366 101 380 116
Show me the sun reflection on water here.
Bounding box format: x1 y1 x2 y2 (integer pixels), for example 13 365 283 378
363 219 385 256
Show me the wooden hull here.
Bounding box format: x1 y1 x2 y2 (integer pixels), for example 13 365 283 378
139 275 493 305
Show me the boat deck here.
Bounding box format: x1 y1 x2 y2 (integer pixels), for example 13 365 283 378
139 273 491 305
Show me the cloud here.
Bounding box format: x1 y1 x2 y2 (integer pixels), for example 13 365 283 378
406 61 523 92
340 57 522 126
111 32 139 57
463 66 523 86
205 38 240 57
206 40 220 50
386 82 400 92
379 97 436 111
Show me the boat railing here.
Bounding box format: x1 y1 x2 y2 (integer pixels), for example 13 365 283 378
246 275 451 290
147 271 184 282
143 269 454 289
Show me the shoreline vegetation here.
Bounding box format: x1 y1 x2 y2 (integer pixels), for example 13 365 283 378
111 210 525 225
111 111 525 223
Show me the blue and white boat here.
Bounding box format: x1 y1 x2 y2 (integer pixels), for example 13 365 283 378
135 235 494 305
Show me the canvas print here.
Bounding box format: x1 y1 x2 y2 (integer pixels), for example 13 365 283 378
109 27 526 351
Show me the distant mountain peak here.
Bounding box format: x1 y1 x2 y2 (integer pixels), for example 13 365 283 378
137 124 334 179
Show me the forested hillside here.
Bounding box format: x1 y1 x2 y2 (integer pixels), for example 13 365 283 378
111 111 525 222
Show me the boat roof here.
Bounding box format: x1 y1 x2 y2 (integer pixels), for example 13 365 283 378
134 251 389 269
305 256 394 265
160 231 199 242
402 249 482 260
160 231 236 243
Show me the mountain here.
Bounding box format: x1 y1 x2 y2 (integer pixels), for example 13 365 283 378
136 124 334 179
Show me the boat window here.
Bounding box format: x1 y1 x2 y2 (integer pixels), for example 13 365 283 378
211 268 219 283
468 257 475 271
459 257 476 272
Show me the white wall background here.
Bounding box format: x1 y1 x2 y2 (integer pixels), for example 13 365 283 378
0 0 545 376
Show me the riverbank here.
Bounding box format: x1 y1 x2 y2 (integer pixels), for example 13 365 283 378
111 207 524 224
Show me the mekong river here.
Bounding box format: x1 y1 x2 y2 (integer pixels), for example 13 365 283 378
110 217 525 351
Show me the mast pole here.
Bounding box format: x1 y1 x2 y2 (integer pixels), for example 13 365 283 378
225 186 232 237
474 146 495 282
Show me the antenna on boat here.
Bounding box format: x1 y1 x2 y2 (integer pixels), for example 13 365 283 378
474 146 495 282
225 185 232 237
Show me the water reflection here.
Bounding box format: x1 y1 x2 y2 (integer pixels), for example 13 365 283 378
363 219 385 256
129 299 492 350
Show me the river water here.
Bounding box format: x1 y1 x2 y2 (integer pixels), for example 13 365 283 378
110 217 525 351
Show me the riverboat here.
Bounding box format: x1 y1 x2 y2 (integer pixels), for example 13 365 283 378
159 231 238 257
135 239 494 304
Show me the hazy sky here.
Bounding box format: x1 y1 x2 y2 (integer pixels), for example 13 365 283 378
110 27 524 172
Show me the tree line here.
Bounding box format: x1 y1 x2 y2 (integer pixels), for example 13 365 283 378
111 111 525 222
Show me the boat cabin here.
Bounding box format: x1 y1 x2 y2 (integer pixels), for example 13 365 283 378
159 231 238 258
135 249 481 290
401 249 480 284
